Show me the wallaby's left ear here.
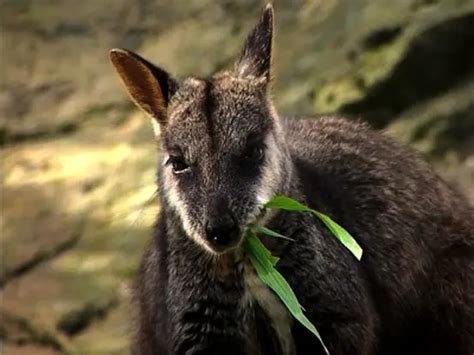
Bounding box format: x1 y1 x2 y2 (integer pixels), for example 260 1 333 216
109 48 177 125
235 3 274 82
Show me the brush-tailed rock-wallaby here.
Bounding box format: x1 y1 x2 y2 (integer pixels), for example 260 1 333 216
110 4 473 355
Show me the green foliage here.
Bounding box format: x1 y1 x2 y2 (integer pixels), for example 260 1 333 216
244 195 364 353
244 231 329 354
264 196 362 260
249 223 295 242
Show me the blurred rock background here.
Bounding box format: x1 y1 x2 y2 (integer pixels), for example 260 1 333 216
1 0 473 353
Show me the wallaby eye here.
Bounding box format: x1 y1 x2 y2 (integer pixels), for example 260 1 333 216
167 155 190 174
243 145 265 163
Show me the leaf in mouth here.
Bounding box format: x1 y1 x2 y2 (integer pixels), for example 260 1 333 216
244 230 329 354
243 195 364 354
263 196 362 260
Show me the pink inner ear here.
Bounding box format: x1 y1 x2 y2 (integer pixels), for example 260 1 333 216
110 50 167 123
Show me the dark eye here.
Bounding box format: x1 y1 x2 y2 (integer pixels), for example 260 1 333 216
243 145 265 163
168 155 190 174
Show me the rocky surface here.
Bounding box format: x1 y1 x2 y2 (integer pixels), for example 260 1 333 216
1 0 473 353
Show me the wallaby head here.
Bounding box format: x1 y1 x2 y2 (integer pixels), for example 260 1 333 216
110 4 291 254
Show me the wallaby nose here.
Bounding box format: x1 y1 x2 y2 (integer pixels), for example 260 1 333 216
205 213 240 252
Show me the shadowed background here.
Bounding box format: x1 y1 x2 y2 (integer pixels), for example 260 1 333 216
1 0 473 354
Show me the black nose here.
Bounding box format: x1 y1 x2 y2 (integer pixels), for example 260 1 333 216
205 213 240 252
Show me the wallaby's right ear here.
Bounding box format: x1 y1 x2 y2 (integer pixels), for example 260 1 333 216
109 48 177 125
235 4 274 82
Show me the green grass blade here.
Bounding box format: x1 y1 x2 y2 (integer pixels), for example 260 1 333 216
247 194 362 352
244 232 329 354
263 195 363 260
312 211 363 260
250 223 295 242
263 195 312 212
246 231 280 266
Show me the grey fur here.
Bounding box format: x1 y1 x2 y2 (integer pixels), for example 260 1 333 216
110 4 474 355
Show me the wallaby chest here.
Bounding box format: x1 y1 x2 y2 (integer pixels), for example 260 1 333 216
243 261 296 355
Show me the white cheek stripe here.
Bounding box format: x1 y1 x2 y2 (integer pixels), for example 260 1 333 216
162 161 216 254
256 133 283 207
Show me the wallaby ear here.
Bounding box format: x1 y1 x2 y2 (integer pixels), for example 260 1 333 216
109 48 177 125
235 3 274 81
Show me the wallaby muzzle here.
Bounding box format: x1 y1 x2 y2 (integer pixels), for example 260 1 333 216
204 194 241 253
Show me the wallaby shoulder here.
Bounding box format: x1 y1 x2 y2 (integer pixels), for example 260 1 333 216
283 115 471 228
282 115 474 352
